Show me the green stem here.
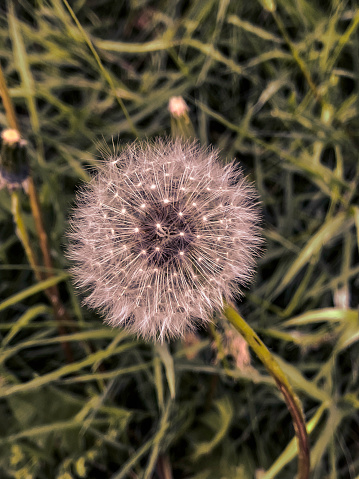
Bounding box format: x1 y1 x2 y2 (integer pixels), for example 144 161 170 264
223 302 310 479
11 190 42 281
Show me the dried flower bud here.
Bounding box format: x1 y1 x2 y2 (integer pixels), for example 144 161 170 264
2 128 21 145
0 128 29 190
223 325 251 369
168 97 194 139
183 331 201 360
67 138 261 341
168 96 189 118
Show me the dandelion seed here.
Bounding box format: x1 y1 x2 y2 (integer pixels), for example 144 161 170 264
67 138 262 341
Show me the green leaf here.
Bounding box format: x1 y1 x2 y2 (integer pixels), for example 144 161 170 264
282 308 358 327
155 343 176 399
273 211 353 297
1 304 51 347
273 355 329 403
0 273 69 312
192 397 233 459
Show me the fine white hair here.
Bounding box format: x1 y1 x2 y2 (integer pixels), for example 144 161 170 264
67 138 262 341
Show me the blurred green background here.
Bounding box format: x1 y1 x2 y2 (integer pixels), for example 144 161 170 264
0 1 358 478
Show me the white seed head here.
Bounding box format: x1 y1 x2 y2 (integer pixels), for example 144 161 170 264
67 138 262 341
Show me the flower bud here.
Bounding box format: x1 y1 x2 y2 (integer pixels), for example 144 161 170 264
0 129 29 190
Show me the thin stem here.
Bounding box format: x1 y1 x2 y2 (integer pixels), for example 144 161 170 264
0 63 19 130
27 176 54 275
0 60 74 362
11 189 42 281
11 190 74 362
223 302 310 479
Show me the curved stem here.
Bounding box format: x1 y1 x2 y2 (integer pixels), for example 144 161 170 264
223 302 310 479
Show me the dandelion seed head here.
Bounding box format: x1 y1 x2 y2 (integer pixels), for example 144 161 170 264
67 138 262 341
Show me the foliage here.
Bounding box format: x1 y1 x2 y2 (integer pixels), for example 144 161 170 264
0 0 358 478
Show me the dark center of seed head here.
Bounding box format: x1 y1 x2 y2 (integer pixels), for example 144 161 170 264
138 201 196 267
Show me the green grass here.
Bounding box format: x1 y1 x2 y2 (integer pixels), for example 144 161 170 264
0 0 358 478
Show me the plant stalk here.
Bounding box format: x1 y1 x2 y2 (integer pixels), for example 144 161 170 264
0 60 74 362
223 302 310 479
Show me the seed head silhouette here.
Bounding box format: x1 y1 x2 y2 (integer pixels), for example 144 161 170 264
67 138 261 341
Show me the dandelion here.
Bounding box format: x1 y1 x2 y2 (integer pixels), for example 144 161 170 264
67 138 261 341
